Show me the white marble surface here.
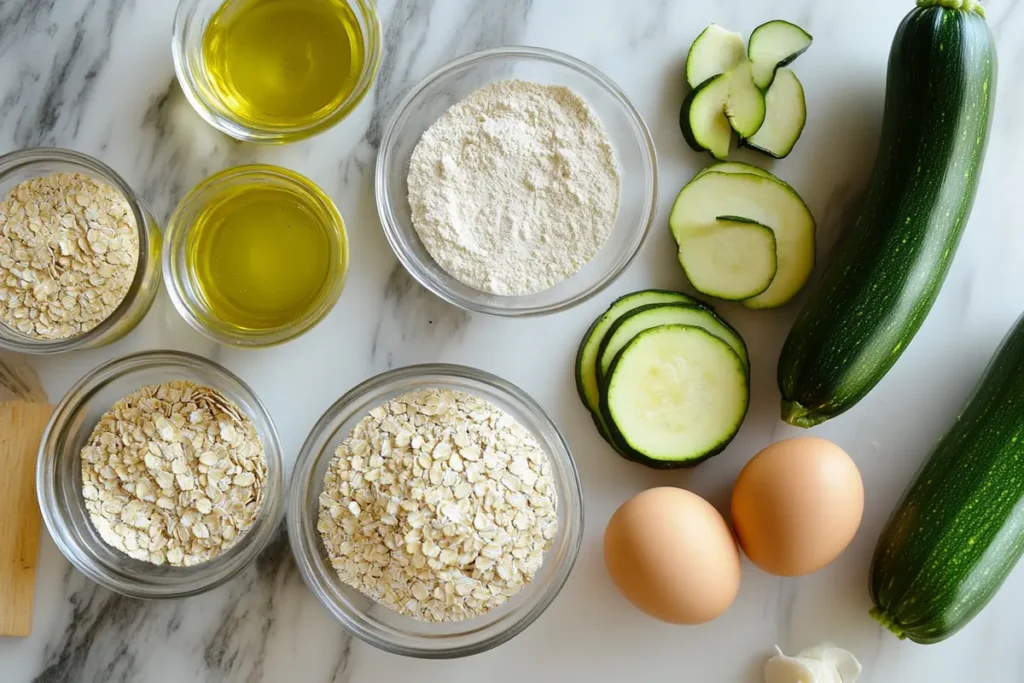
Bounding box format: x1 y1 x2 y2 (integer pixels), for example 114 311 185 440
1 0 1023 680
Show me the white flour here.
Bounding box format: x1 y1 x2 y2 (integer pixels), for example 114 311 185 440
407 79 621 296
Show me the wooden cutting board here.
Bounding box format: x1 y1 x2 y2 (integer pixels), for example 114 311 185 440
0 354 51 638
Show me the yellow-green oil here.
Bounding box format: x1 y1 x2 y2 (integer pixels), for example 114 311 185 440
188 184 334 331
201 0 365 128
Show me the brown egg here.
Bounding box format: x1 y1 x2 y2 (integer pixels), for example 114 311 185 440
603 487 741 624
731 437 864 577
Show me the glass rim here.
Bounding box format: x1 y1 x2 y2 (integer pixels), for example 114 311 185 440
286 363 585 658
162 163 349 348
171 0 383 143
0 147 156 354
36 349 286 599
374 45 658 317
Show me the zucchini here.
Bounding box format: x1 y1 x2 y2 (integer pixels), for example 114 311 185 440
598 303 749 379
575 290 749 469
575 290 696 460
748 20 813 90
670 169 815 309
778 0 996 428
724 62 767 139
686 24 746 89
870 311 1024 644
679 217 778 301
695 161 773 181
680 74 734 160
745 68 807 159
575 290 695 416
600 325 748 468
681 64 766 160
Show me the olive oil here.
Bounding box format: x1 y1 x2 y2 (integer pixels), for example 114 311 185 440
201 0 365 128
188 184 334 331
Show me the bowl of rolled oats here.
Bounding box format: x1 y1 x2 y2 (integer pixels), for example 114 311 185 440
0 148 163 354
37 350 285 598
287 364 584 658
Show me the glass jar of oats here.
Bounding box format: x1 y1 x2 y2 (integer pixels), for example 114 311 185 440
37 350 285 598
0 148 162 354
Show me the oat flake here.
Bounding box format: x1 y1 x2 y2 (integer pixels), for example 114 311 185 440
317 387 559 623
0 172 139 340
80 380 267 567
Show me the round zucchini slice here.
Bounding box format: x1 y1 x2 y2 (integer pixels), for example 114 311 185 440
575 290 696 415
598 303 748 380
680 217 778 301
601 325 749 467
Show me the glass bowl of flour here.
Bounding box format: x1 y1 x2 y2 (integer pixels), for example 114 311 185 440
376 46 657 316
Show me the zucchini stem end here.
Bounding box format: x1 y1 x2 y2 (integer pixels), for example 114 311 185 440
870 607 908 639
916 0 986 18
780 400 828 428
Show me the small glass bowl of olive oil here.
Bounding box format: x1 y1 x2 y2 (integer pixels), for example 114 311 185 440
172 0 381 143
164 165 348 346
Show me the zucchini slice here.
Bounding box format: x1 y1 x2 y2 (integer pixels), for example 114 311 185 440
669 170 815 309
725 61 767 138
681 66 766 159
686 24 747 88
601 325 749 467
680 217 778 301
748 20 813 90
695 161 774 181
680 73 733 160
575 290 695 415
745 69 807 159
598 303 749 379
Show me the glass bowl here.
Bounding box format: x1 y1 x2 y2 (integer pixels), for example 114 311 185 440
375 46 657 317
0 148 162 354
163 164 349 347
172 0 382 143
37 350 285 599
287 364 584 658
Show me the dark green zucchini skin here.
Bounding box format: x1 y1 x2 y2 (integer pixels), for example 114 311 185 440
870 311 1024 644
777 2 996 428
679 75 721 154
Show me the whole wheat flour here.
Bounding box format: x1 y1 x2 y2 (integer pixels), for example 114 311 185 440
407 79 621 296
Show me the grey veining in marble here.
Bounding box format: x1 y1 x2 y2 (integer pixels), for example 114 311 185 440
3 0 1024 681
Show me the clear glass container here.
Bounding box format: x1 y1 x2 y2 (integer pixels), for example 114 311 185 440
0 148 162 354
163 164 349 347
287 364 584 658
376 46 658 317
172 0 382 143
37 350 285 599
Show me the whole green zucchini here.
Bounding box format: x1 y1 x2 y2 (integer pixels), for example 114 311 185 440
870 312 1024 643
778 0 996 428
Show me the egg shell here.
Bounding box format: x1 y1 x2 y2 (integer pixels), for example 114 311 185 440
603 486 741 625
731 437 864 577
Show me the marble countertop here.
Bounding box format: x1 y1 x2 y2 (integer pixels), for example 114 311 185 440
2 0 1024 681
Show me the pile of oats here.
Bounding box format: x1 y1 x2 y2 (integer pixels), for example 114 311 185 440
81 380 267 567
317 388 559 623
0 172 139 340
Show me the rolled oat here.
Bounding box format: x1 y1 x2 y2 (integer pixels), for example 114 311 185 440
81 380 267 566
0 172 139 340
317 388 559 623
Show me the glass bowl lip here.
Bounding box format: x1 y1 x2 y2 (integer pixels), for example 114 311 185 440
171 0 383 144
162 163 350 348
0 147 155 355
36 349 286 599
286 362 585 658
374 44 659 318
